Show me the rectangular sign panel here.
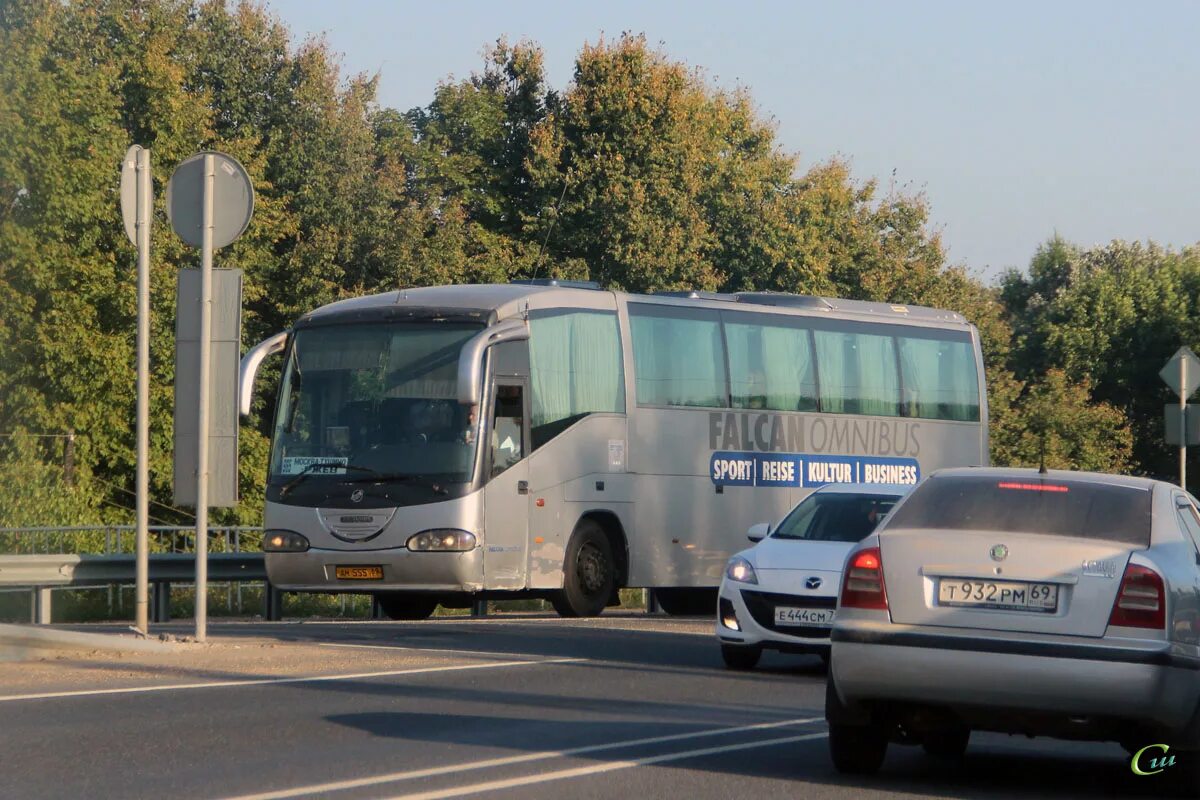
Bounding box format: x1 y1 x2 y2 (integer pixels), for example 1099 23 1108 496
173 269 242 508
710 450 920 488
1164 405 1200 446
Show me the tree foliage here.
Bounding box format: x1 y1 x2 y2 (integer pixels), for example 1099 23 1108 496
0 3 1188 528
1000 239 1200 480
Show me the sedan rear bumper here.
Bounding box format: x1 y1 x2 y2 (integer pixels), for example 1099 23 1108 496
831 624 1200 733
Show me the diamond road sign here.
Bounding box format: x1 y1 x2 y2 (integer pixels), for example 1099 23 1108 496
1160 346 1200 397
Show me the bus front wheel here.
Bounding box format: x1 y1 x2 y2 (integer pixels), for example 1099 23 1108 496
376 593 439 620
551 520 615 618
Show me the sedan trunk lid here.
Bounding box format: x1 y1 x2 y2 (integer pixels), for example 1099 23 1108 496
878 474 1153 638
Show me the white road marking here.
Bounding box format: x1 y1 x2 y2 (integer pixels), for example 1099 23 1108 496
283 617 712 630
220 717 823 800
0 657 582 703
379 732 828 800
316 642 548 659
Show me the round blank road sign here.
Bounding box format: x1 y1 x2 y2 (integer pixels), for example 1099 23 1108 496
166 151 254 250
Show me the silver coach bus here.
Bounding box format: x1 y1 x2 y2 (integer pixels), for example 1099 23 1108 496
239 281 988 619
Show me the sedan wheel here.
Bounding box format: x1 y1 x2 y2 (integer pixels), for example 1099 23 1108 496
720 644 762 670
922 728 970 760
828 723 888 775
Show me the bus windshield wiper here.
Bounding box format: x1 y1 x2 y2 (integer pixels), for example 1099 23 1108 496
279 462 383 497
343 473 449 495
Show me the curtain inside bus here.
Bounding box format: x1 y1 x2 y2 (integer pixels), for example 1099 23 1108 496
630 309 727 407
528 310 625 446
813 330 900 416
724 320 818 411
896 337 980 421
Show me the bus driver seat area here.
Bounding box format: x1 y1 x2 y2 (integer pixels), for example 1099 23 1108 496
491 386 524 476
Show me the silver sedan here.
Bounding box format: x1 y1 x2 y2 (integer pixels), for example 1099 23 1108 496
826 468 1200 787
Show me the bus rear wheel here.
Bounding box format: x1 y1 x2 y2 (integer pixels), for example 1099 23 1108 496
376 593 439 620
551 520 615 618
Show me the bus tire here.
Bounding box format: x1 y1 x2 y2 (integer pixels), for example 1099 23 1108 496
377 593 439 620
551 520 615 618
654 588 718 617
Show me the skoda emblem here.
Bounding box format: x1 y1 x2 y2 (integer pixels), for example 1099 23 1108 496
805 576 822 590
350 489 365 504
990 544 1009 562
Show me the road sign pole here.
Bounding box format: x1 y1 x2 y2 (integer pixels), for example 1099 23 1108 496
165 149 253 640
135 148 152 634
1182 359 1188 490
195 153 214 642
1159 346 1200 489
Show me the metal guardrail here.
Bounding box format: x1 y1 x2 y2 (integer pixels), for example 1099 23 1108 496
0 553 266 586
0 526 495 624
0 525 262 556
0 552 278 626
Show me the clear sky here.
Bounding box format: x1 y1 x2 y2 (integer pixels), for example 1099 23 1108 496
265 0 1199 283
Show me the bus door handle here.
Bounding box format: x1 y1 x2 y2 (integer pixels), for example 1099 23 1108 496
517 481 529 495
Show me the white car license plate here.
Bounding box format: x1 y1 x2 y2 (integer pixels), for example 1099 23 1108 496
938 579 1058 612
774 606 835 627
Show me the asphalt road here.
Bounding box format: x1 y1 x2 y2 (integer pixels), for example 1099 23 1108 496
0 616 1169 799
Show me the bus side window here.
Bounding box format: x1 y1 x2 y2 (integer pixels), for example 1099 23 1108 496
491 385 525 477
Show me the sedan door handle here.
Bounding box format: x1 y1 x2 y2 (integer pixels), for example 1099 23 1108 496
517 480 529 495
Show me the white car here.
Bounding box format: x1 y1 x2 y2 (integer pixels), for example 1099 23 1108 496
716 484 908 670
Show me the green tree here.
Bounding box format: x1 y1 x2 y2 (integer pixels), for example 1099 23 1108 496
1000 239 1200 481
0 0 395 526
990 370 1133 472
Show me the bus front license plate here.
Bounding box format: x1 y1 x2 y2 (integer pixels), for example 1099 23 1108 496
775 607 834 627
335 565 383 580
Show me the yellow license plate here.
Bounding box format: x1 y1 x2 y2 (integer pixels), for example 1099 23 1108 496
335 565 383 580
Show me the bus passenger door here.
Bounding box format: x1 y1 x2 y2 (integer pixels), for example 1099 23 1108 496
482 379 530 590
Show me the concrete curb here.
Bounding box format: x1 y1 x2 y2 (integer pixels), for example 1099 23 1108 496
0 623 176 662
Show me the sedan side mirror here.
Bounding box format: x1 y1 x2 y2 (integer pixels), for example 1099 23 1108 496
747 522 771 543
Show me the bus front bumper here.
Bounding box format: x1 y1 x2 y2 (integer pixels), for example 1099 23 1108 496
264 547 484 593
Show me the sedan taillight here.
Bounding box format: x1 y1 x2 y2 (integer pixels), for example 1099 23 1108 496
841 547 889 610
1108 564 1166 630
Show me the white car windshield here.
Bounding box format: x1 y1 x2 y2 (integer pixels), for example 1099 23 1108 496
772 493 900 543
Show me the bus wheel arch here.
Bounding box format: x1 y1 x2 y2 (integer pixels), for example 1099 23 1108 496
550 515 621 617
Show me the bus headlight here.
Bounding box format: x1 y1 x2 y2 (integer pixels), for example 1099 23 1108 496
407 529 477 552
725 555 758 584
263 530 309 552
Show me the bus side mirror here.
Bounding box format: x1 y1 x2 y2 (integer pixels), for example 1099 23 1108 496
747 522 770 543
238 331 288 416
456 319 530 406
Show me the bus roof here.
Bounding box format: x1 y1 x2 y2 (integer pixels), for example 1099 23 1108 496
296 282 972 330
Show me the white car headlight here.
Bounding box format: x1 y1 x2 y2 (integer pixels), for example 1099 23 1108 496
725 555 758 584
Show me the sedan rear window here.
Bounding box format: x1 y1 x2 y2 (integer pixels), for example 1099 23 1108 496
884 475 1152 546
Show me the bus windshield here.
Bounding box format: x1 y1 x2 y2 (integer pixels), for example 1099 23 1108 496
268 322 484 500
